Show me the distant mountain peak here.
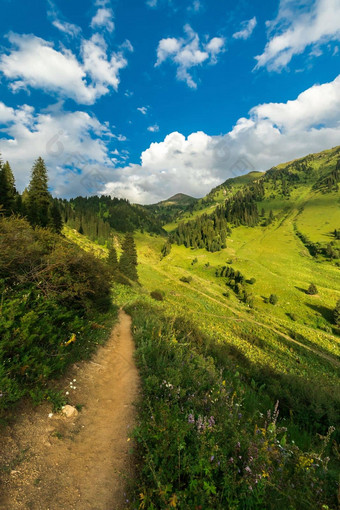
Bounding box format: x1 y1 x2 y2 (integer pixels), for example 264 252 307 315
156 193 198 206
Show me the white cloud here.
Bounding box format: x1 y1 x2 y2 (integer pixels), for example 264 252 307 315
52 19 81 37
255 0 340 71
0 32 129 104
47 0 81 37
147 124 160 132
233 17 257 40
156 25 225 88
1 77 339 204
0 101 118 196
101 75 340 203
82 34 127 93
91 7 115 32
137 106 149 115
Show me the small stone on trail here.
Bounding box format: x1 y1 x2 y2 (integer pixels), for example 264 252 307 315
61 405 78 418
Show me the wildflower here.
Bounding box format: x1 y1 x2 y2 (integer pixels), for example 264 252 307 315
210 455 215 462
66 391 69 395
65 333 76 346
236 442 241 448
229 457 234 463
48 413 53 418
245 466 252 473
188 413 195 424
208 416 215 428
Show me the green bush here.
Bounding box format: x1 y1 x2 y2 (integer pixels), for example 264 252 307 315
269 294 278 305
180 276 192 283
0 216 115 409
307 283 318 295
150 290 165 301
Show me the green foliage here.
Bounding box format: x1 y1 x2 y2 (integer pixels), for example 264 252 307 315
48 200 63 234
59 195 165 243
0 159 17 216
180 276 192 283
27 157 51 228
161 240 172 259
334 299 340 326
307 283 318 295
174 207 230 252
119 233 139 282
150 290 165 301
269 294 278 305
0 215 114 409
107 243 119 275
127 302 337 509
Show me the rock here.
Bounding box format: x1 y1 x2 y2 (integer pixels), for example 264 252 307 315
61 405 78 419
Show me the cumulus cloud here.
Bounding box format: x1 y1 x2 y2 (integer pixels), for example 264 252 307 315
156 25 225 88
233 17 257 40
0 30 129 104
0 101 119 196
0 13 133 104
255 0 340 71
1 76 339 204
100 74 340 203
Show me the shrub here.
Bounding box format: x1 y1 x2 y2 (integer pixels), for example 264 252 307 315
0 215 114 409
269 294 278 305
307 283 318 295
150 290 165 301
249 277 256 285
180 276 192 283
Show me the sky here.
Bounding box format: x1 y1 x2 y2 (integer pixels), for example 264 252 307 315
0 0 339 203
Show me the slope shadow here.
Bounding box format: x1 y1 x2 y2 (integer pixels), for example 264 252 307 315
295 286 307 294
306 303 334 323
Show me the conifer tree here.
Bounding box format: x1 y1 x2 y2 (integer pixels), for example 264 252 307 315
27 157 51 227
307 283 318 295
119 233 138 281
48 201 63 234
107 243 119 275
0 159 16 215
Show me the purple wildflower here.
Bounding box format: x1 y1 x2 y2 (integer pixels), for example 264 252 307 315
208 416 215 428
188 413 195 424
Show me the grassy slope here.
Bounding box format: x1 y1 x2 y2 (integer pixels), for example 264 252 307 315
65 147 340 433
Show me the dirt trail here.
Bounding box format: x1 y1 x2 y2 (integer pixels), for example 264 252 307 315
0 310 139 510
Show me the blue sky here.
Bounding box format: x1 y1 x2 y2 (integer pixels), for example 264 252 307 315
0 0 339 203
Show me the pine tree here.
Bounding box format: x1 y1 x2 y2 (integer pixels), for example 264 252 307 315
119 233 138 281
27 157 51 227
307 283 318 295
107 243 119 275
48 201 63 234
0 159 16 215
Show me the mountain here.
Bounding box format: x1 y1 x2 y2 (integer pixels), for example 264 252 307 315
167 145 340 254
157 193 198 207
144 193 198 226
